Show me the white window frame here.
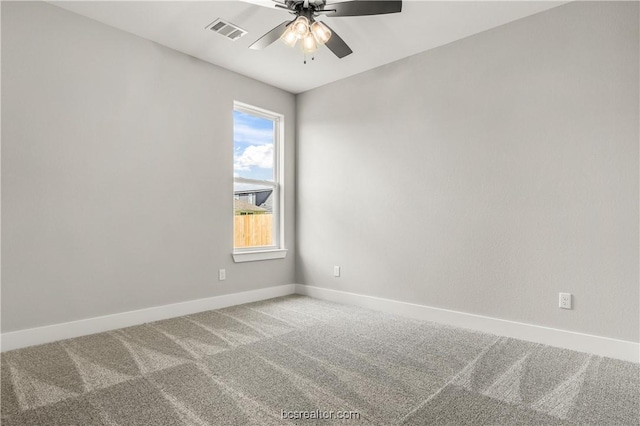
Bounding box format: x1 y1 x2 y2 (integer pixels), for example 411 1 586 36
232 102 287 263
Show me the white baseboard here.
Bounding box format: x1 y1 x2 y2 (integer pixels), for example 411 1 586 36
296 285 639 363
1 284 296 352
4 283 638 363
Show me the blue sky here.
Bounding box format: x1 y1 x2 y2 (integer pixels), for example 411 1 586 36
234 110 274 182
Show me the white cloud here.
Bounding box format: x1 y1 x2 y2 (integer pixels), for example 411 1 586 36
234 124 273 146
234 144 273 171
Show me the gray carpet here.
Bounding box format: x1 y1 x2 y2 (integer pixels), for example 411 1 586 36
1 295 638 425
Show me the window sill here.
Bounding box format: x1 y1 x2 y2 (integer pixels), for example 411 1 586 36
232 249 288 263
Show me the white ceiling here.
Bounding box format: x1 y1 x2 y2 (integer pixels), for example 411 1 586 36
51 1 566 94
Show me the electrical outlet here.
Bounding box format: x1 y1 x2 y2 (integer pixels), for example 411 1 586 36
559 292 572 309
218 269 226 281
333 266 340 277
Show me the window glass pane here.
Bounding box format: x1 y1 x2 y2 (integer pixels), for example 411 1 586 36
234 182 274 248
233 110 274 182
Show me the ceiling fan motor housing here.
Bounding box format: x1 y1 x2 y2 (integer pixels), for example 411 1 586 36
285 0 327 12
286 0 328 18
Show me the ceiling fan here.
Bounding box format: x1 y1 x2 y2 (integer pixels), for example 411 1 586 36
248 0 402 59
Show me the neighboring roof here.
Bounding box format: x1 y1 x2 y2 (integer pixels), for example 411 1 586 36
234 199 267 213
234 188 273 195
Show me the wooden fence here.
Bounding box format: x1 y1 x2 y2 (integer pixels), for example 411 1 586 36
234 214 273 248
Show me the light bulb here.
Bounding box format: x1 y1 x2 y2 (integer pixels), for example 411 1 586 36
301 32 317 53
292 16 310 39
310 21 331 45
280 25 297 48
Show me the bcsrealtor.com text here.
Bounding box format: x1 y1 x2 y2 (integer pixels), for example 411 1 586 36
281 409 361 420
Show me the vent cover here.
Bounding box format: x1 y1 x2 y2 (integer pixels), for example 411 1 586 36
206 19 247 41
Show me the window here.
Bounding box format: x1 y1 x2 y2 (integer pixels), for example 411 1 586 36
232 102 286 262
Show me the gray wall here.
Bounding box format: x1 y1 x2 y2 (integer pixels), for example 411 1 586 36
1 1 296 332
296 1 639 341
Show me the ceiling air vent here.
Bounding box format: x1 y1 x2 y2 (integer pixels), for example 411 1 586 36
206 19 247 41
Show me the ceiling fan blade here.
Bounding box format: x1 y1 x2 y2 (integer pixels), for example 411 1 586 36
241 0 284 10
323 1 402 17
321 22 353 58
249 20 292 50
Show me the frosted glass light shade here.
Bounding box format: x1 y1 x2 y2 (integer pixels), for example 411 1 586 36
301 32 317 53
280 26 297 47
310 21 331 45
292 16 310 39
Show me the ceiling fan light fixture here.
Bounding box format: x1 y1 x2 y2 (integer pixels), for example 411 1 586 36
310 21 331 45
301 32 317 53
292 16 310 39
248 0 402 60
280 25 297 47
